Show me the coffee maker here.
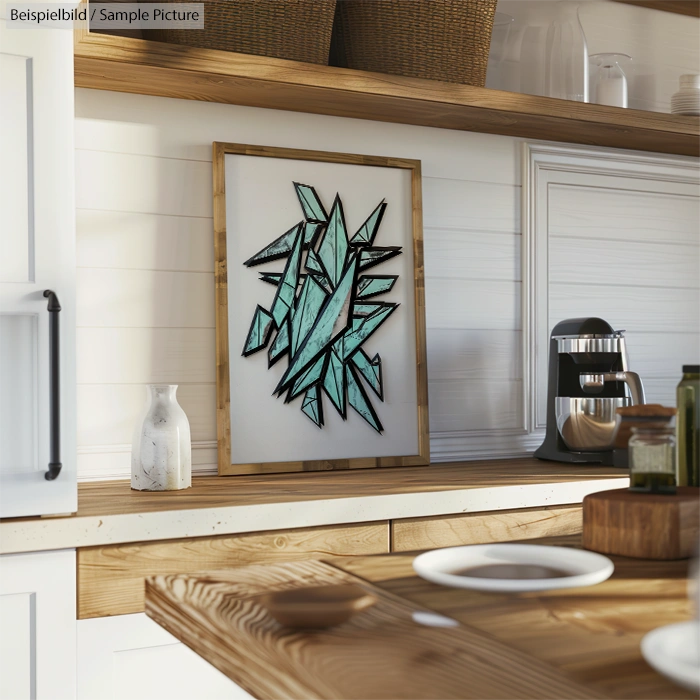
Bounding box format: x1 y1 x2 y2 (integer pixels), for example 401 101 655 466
535 317 645 466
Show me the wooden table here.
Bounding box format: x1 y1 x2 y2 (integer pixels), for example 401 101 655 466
145 535 695 699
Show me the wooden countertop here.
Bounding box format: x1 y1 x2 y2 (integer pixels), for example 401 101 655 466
75 458 623 516
145 535 694 700
0 458 628 554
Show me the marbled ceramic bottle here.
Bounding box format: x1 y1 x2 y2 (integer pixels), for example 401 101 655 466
131 384 192 491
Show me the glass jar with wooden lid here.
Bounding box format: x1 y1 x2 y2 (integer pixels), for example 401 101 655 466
629 419 677 495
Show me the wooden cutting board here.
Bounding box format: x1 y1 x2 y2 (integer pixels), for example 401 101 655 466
145 559 606 700
583 487 699 559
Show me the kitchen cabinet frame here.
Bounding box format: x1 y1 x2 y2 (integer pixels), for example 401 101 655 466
0 550 76 700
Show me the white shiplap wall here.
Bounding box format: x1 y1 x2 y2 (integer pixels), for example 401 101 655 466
75 90 700 481
74 88 524 479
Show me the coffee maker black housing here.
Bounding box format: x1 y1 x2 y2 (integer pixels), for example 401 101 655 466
534 317 645 466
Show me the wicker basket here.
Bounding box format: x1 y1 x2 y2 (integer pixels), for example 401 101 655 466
144 0 337 65
330 0 498 86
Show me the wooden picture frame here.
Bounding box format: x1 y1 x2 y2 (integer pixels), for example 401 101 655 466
213 142 429 475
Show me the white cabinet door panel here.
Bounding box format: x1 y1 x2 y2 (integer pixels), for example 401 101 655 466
78 613 253 700
0 550 76 700
0 52 32 283
0 593 34 699
0 14 76 516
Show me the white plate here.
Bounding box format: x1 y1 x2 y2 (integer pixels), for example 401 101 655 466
641 620 700 693
412 544 614 593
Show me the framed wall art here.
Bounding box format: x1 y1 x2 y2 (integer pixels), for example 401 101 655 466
213 143 429 475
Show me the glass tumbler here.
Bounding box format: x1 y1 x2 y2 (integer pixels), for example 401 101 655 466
591 53 631 108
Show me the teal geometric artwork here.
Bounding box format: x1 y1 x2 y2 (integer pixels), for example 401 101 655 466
350 200 386 246
242 182 401 432
242 306 274 357
356 275 397 299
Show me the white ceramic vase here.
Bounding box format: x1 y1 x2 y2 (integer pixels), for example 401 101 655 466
671 74 700 116
131 384 192 491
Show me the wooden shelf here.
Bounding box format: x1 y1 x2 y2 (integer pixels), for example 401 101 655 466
74 31 700 157
613 0 700 18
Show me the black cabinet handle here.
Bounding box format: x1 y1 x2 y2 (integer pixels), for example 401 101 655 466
43 290 62 481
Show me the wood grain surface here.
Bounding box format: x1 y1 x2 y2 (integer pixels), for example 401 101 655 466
78 522 388 619
337 535 695 700
73 32 700 156
145 558 607 700
583 487 700 560
72 459 624 517
213 142 429 475
392 504 583 551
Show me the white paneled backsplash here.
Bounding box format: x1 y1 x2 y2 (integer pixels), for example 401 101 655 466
74 89 700 480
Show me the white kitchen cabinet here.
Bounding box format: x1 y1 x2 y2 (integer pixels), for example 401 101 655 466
77 613 253 700
0 550 76 700
0 2 77 517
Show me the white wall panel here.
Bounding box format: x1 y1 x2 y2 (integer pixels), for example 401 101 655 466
549 284 699 333
77 209 214 272
550 238 699 289
423 178 520 233
624 332 700 378
424 229 520 281
75 150 212 217
641 377 682 407
75 89 522 184
427 329 522 382
77 268 214 328
428 380 522 433
548 186 700 246
77 327 216 384
426 280 521 330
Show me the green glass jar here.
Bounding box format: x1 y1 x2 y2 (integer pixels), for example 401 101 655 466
677 364 700 487
629 424 676 494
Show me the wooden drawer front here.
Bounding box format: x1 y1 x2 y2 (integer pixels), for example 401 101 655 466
391 506 582 552
78 522 388 619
